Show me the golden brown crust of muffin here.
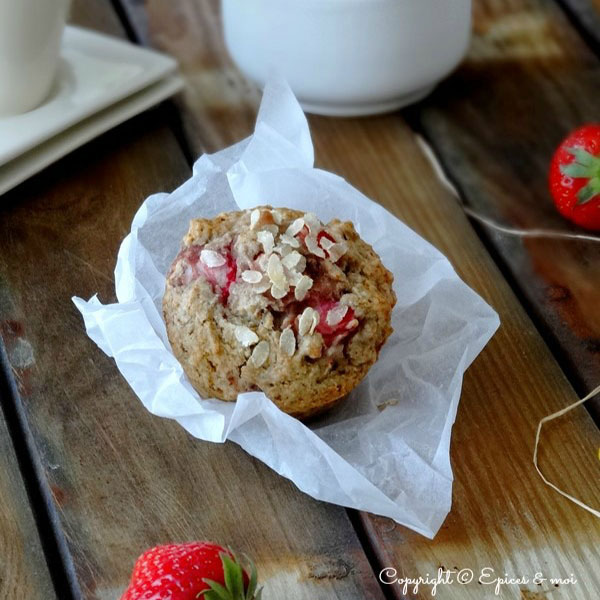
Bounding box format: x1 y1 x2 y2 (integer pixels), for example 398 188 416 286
163 206 395 420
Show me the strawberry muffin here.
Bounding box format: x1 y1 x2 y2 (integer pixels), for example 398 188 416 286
163 206 396 420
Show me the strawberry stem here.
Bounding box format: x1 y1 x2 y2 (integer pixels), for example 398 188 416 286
560 146 600 205
198 551 262 600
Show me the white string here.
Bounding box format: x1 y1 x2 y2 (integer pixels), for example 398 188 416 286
533 384 600 518
415 134 600 244
463 207 600 243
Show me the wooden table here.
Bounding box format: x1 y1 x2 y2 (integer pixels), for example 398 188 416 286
1 1 599 598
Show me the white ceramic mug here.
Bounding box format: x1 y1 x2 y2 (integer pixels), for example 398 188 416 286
0 0 70 115
222 0 472 116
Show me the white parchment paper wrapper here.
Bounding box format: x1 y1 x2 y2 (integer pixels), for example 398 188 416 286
73 79 499 538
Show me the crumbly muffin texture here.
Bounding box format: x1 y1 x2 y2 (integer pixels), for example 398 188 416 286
163 206 396 420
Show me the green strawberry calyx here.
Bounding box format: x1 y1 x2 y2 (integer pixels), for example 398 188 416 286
560 146 600 205
198 550 262 600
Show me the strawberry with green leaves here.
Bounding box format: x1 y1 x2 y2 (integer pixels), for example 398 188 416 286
549 123 600 230
120 541 262 600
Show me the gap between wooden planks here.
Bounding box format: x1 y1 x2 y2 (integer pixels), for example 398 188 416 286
0 1 387 599
557 0 600 56
117 0 600 598
0 345 55 599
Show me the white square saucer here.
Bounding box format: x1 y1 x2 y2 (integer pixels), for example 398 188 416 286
0 26 184 196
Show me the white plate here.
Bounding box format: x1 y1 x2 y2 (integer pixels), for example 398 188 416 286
0 73 184 197
0 25 179 167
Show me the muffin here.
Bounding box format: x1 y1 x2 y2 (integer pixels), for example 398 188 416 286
163 206 396 420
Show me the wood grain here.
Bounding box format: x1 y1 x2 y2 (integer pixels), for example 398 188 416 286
116 0 600 598
412 0 600 414
0 349 55 599
0 1 385 599
120 0 259 155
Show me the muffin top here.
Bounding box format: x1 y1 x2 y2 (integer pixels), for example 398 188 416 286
163 206 396 419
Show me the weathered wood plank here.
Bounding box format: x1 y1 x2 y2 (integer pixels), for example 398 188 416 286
119 0 259 154
0 1 386 598
0 347 55 599
412 0 600 415
116 0 600 598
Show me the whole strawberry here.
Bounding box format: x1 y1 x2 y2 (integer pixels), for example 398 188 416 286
120 541 262 600
549 123 600 230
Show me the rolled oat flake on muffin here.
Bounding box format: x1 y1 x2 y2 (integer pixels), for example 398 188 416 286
163 206 396 420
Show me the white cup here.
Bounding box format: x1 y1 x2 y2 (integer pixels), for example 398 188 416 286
222 0 471 116
0 0 70 116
